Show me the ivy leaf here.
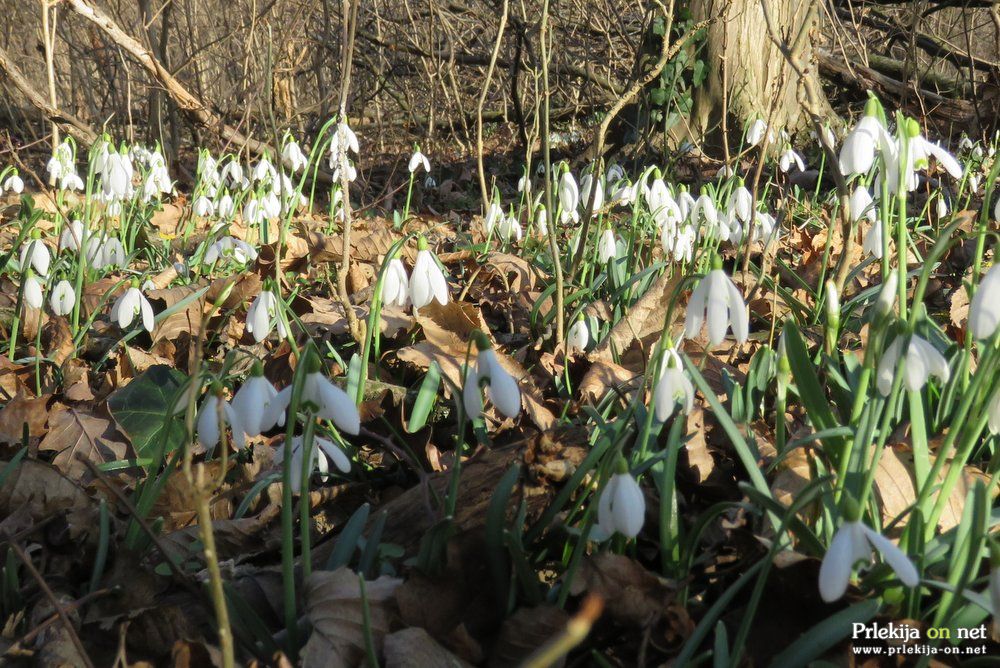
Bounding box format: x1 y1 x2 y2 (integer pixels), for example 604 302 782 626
107 365 188 460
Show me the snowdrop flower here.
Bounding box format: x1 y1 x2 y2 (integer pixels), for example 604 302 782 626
606 164 625 184
968 264 1000 340
275 436 351 494
558 169 579 222
100 237 126 269
693 193 721 237
19 236 50 277
217 194 235 219
678 189 696 221
61 172 84 192
597 228 618 263
232 362 283 437
729 184 753 224
875 272 898 320
812 125 837 149
2 173 23 193
23 276 43 310
876 333 950 396
849 186 876 224
111 283 155 332
654 346 695 421
380 255 410 308
204 236 257 265
220 160 244 187
462 332 521 420
59 219 86 253
517 174 529 193
819 512 918 603
935 195 948 219
592 464 645 541
483 202 504 234
498 215 523 242
193 195 215 217
50 280 75 316
535 206 548 237
101 151 134 201
245 290 287 343
253 158 277 184
839 103 890 176
746 119 772 147
330 121 360 160
409 236 449 309
197 387 246 456
567 318 589 353
281 139 309 172
684 263 749 347
987 390 1000 436
969 175 980 194
778 148 805 173
662 223 695 263
408 150 431 174
424 175 436 189
265 354 361 435
580 172 604 212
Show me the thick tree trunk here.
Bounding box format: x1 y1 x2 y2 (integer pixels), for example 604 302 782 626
687 0 830 152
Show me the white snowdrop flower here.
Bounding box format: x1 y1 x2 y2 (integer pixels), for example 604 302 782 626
408 237 449 309
56 219 89 254
220 160 244 186
245 290 287 343
232 363 283 437
812 124 836 149
606 164 625 184
875 272 898 319
935 195 948 219
252 158 277 183
100 237 126 269
330 121 360 159
663 224 695 264
61 172 84 192
498 215 523 242
50 280 76 316
567 318 589 353
819 517 919 603
730 185 753 224
2 174 24 193
652 191 682 230
424 175 436 189
876 333 950 396
910 137 963 181
958 136 975 152
849 186 876 223
746 119 771 147
684 265 749 347
778 148 805 173
535 205 549 237
275 436 351 494
987 390 1000 435
693 193 719 234
281 140 309 172
197 389 246 456
243 198 264 226
111 285 155 332
969 174 980 194
380 257 410 308
484 202 504 234
264 358 361 435
862 221 884 259
592 467 645 541
839 112 890 176
23 275 44 310
969 264 1000 340
462 333 521 420
408 150 431 174
45 156 64 186
19 238 50 277
331 158 358 183
654 346 695 422
580 172 604 212
102 152 134 201
678 189 696 221
597 228 618 263
193 196 214 217
204 236 257 265
558 169 579 220
217 194 235 219
517 174 529 193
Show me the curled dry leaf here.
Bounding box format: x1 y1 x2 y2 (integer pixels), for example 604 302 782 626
0 458 95 539
489 606 570 668
302 568 403 668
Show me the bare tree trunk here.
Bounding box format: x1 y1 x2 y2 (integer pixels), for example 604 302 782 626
687 0 832 151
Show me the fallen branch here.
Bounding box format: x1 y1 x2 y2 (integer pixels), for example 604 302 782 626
64 0 270 157
0 43 98 145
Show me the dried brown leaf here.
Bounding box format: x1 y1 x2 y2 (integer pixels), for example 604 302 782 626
38 407 127 480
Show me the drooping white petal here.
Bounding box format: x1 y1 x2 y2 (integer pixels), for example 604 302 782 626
819 522 863 602
861 525 919 587
876 336 905 396
969 265 1000 340
610 473 645 538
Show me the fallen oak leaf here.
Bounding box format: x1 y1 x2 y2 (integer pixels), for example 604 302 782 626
0 391 50 444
